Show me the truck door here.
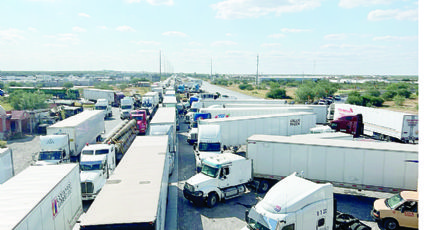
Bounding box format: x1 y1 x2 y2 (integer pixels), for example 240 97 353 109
218 166 230 188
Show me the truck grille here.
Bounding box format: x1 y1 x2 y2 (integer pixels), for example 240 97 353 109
81 182 94 194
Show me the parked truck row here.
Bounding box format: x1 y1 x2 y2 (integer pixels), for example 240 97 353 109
184 134 418 208
0 147 14 184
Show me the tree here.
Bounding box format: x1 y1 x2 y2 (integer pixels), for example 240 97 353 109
365 89 381 97
295 82 315 103
63 82 74 89
393 95 405 106
266 88 287 99
9 91 49 110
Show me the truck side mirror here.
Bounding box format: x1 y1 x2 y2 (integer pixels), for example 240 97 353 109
193 145 196 150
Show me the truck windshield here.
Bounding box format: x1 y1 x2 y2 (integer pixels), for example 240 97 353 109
82 150 94 155
38 151 62 160
385 194 405 209
198 142 220 152
121 105 132 110
133 116 144 121
246 209 272 230
95 106 107 110
201 164 219 178
80 161 103 171
95 149 109 154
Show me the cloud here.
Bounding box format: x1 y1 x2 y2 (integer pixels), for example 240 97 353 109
368 9 417 21
261 43 281 48
116 25 136 32
98 26 108 30
188 41 202 46
28 27 38 32
373 35 417 41
320 43 384 50
124 0 173 5
136 40 161 45
162 31 188 37
78 13 91 18
338 0 393 8
72 26 86 32
324 33 348 40
210 0 322 19
268 33 286 39
280 28 311 33
0 28 25 43
43 33 80 45
226 33 235 37
211 40 238 46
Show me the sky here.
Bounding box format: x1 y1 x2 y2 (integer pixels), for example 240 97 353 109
0 0 419 75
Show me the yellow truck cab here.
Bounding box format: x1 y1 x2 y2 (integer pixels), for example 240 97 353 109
371 191 418 230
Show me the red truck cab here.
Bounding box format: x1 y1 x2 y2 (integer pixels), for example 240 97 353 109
330 114 364 137
130 110 148 135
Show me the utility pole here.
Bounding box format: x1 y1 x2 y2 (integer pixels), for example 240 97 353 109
256 54 259 86
159 50 162 78
210 57 213 81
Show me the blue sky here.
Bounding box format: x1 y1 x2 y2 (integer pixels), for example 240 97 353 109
0 0 419 75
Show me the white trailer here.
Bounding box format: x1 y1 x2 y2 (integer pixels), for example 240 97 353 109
247 134 418 193
199 106 313 120
198 112 316 148
150 107 177 153
199 99 288 109
0 147 14 184
83 88 115 104
79 136 170 230
218 104 328 124
0 164 83 230
142 91 160 109
332 104 418 142
162 95 177 108
46 110 105 162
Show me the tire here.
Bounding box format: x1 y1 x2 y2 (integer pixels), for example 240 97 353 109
383 219 399 230
258 180 270 193
206 193 218 208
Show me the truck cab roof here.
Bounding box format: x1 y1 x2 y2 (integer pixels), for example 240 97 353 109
258 174 333 214
203 153 245 167
80 154 107 163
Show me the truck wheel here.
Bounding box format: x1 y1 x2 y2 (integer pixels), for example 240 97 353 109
206 193 218 208
383 219 398 230
258 180 270 193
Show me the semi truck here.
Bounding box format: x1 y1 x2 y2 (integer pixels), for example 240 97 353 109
0 164 83 230
130 110 148 135
330 104 418 143
142 91 160 110
244 173 371 230
37 110 105 163
162 95 177 108
0 147 14 184
120 96 135 119
79 136 171 230
184 134 417 207
149 124 176 175
193 112 316 172
83 88 124 107
94 99 112 119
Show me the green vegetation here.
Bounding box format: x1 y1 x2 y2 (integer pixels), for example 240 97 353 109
0 140 6 148
8 91 49 110
266 88 288 99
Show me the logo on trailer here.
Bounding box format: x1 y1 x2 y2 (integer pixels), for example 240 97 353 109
215 114 230 119
274 205 281 212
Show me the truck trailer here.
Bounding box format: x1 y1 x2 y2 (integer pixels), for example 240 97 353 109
83 88 124 107
79 136 170 230
42 110 105 162
149 107 177 153
331 104 418 143
0 164 83 230
0 147 14 184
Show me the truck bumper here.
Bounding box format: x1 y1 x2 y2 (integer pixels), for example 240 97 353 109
183 190 205 205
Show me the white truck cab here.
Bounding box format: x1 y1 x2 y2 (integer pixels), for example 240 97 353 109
80 154 109 200
95 98 112 119
194 124 222 172
120 97 134 119
35 134 70 165
245 174 334 230
184 153 252 207
81 143 116 175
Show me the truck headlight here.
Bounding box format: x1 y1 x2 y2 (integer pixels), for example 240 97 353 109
193 191 203 197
